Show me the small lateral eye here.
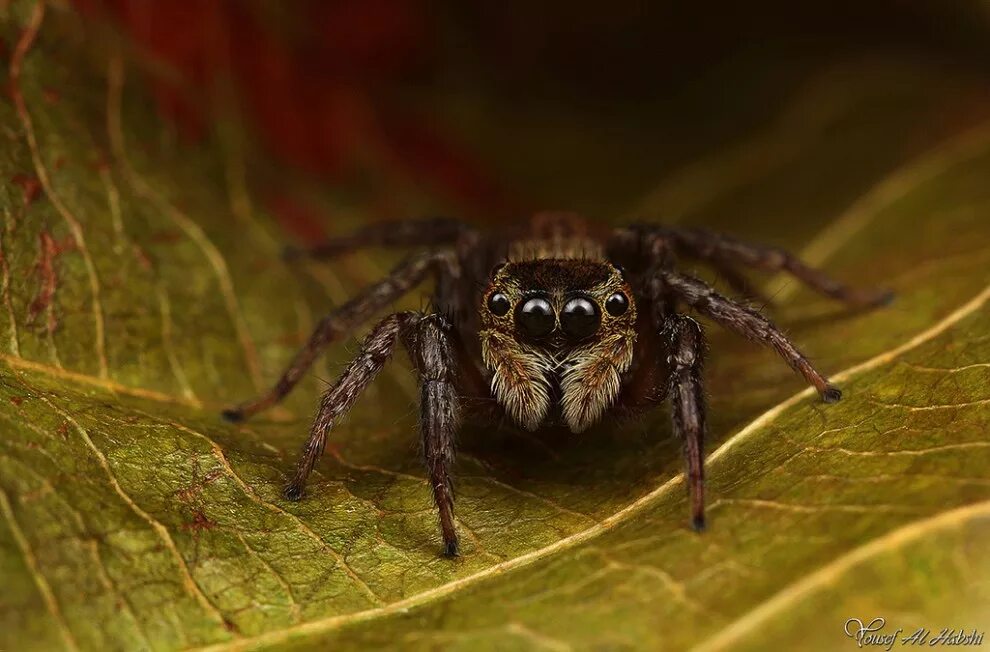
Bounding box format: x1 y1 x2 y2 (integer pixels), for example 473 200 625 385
515 296 555 338
605 291 629 316
561 296 601 340
488 292 511 316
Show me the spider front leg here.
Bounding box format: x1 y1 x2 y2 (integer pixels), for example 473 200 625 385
403 315 461 557
664 315 708 531
283 312 417 500
222 249 451 422
282 310 463 558
656 270 842 402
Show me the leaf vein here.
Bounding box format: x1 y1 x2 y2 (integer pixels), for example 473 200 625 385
167 421 386 608
106 55 264 393
29 391 235 635
11 0 109 379
231 530 303 624
0 208 19 356
0 485 81 652
691 499 990 651
711 498 919 515
0 352 201 406
96 156 202 405
0 447 152 647
806 441 990 457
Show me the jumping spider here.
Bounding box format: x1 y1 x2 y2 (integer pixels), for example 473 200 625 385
222 212 891 557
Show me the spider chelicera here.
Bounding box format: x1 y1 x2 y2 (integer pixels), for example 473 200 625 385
222 212 892 557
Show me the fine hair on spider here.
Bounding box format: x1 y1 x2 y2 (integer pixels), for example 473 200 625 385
222 211 893 558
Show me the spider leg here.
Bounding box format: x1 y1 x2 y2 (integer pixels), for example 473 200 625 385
284 217 471 261
663 315 707 531
222 249 455 422
708 259 772 305
283 311 417 500
662 226 893 307
403 314 461 557
655 269 842 402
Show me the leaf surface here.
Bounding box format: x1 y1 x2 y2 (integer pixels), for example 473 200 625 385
1 3 989 651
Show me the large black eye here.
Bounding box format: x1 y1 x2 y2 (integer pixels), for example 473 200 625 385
515 295 555 338
605 291 629 316
561 296 601 339
488 292 511 316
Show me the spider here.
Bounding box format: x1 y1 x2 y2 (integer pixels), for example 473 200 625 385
222 211 892 557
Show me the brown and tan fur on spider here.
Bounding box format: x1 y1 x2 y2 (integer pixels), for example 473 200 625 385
480 241 637 433
222 211 893 558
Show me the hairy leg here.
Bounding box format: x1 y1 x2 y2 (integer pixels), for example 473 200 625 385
663 315 708 531
283 312 417 500
662 226 893 307
403 314 462 557
222 250 455 422
284 217 470 260
655 269 842 402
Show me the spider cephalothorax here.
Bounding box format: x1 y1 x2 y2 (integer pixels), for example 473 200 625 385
479 248 637 432
222 213 892 557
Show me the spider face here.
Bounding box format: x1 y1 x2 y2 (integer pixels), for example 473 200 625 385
479 258 638 432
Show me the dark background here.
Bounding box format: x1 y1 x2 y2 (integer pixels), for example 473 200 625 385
71 1 990 236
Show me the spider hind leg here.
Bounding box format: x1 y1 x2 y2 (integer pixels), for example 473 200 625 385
222 249 452 422
664 226 894 308
283 217 470 261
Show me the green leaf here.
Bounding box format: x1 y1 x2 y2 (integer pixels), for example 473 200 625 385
2 2 989 651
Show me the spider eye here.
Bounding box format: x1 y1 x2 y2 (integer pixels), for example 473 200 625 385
561 296 601 340
605 291 629 316
487 292 511 316
515 296 555 338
